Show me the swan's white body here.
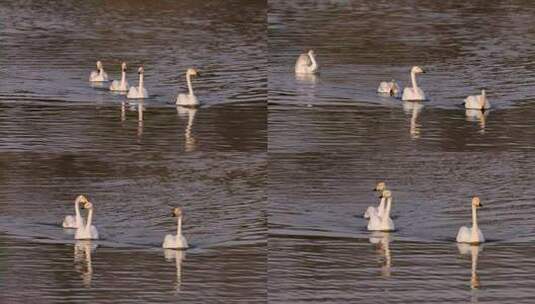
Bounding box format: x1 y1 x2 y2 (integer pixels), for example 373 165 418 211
295 50 319 74
63 195 86 228
176 68 200 107
367 190 395 231
378 80 402 97
89 61 109 82
364 182 386 219
127 66 148 99
110 62 130 92
75 200 99 240
464 90 490 110
163 208 189 249
456 197 485 244
402 66 426 101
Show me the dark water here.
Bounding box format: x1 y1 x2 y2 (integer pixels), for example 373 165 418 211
0 0 266 303
269 1 535 303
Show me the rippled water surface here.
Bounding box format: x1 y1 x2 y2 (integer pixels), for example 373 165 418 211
269 1 535 303
0 0 266 303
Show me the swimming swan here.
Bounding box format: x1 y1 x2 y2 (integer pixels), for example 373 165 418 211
378 80 402 97
367 190 395 231
176 68 200 107
75 198 99 240
402 66 426 101
109 62 130 92
89 61 109 82
364 181 387 218
127 66 149 99
163 207 189 249
464 89 490 110
456 196 485 244
62 195 87 228
295 50 319 74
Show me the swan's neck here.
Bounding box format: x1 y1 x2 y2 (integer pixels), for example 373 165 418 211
86 208 93 229
99 68 104 77
186 74 194 96
75 199 81 219
139 73 144 89
385 197 392 217
121 70 126 85
411 71 419 89
471 205 478 230
176 216 182 236
377 197 386 214
308 53 318 70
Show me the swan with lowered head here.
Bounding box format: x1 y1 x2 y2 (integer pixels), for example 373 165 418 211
163 207 189 249
402 66 426 101
109 62 130 92
295 50 319 74
364 181 387 218
464 89 490 110
127 66 149 99
75 198 99 240
367 190 395 231
62 195 87 228
378 80 402 97
176 68 200 107
456 196 485 244
89 61 109 82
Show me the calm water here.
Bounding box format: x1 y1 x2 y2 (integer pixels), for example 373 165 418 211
0 0 266 303
269 1 535 303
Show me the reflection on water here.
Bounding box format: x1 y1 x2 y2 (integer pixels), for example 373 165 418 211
177 107 198 152
164 249 186 294
369 232 392 278
74 240 97 287
402 101 424 139
465 109 489 135
457 243 483 290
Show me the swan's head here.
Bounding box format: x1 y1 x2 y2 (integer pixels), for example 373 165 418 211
138 66 144 75
82 201 94 210
472 196 482 208
121 62 127 72
186 68 199 77
411 66 425 74
172 207 183 217
381 190 392 199
75 194 88 203
374 181 386 192
96 61 103 70
308 50 315 56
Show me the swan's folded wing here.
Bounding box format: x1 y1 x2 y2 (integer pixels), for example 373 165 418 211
296 54 312 66
456 226 470 242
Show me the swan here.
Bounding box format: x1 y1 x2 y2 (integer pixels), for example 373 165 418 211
295 50 319 74
402 66 426 101
464 89 490 110
163 207 189 249
364 181 387 218
176 68 200 107
367 190 395 231
62 195 87 228
378 80 402 97
75 198 99 240
456 196 485 244
109 62 130 92
89 60 109 82
127 66 149 99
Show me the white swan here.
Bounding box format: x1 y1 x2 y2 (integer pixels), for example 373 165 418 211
364 181 387 218
378 80 402 97
62 195 87 228
163 207 189 249
295 50 319 74
367 190 395 231
89 61 109 82
464 89 490 110
402 66 426 101
456 197 485 244
75 198 99 240
109 62 130 92
176 68 200 107
127 66 149 99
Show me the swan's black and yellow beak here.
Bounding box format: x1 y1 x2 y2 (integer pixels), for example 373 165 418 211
171 212 177 217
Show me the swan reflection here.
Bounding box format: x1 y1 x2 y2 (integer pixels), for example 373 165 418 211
164 249 186 293
177 107 197 152
403 101 424 139
295 72 319 84
465 109 489 134
74 240 97 287
457 243 483 289
369 231 392 277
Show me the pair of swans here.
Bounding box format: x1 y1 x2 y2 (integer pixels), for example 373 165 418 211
63 195 189 249
378 66 427 101
63 195 99 240
365 183 395 232
295 50 319 74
